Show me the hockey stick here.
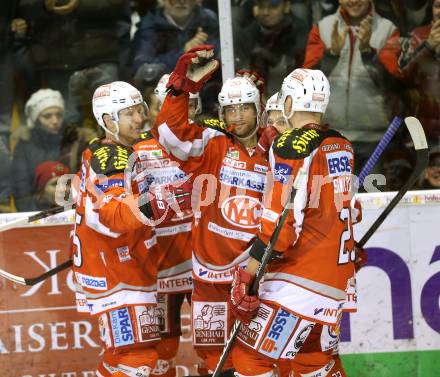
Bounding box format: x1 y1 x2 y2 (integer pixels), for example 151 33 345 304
0 259 73 286
0 203 76 233
0 204 75 286
211 169 306 377
357 116 402 186
357 116 428 247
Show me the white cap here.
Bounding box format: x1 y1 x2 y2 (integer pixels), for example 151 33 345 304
25 89 64 128
279 68 330 116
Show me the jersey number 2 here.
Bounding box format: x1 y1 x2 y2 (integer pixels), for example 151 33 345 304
338 208 355 264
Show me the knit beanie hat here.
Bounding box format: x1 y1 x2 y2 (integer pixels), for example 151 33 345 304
25 89 65 128
33 161 71 192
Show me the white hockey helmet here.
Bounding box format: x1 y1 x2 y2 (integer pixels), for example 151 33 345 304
266 92 283 112
154 73 202 114
218 76 261 119
92 81 147 139
279 68 330 117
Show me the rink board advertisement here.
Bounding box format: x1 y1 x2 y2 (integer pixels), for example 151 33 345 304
0 191 439 376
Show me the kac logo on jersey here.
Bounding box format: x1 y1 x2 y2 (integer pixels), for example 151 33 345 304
326 151 353 177
274 163 292 184
221 195 262 229
110 307 135 347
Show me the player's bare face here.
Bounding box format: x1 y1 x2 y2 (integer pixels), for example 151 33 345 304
166 0 196 23
256 1 286 28
147 94 161 129
224 103 257 137
38 106 64 134
339 0 370 21
427 155 440 188
188 98 198 120
117 103 148 145
267 109 289 134
433 0 440 22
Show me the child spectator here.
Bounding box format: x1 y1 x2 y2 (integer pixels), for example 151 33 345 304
33 160 71 210
12 89 65 211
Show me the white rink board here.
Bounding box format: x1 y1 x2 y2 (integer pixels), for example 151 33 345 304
340 190 440 354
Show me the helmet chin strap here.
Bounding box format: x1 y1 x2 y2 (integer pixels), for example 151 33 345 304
102 118 120 142
232 124 258 143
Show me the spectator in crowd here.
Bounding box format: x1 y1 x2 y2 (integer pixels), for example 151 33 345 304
0 0 27 143
303 0 401 173
12 89 65 211
33 161 71 210
399 0 440 142
419 145 440 188
18 0 129 122
131 0 220 89
234 0 309 95
374 0 432 36
381 147 415 191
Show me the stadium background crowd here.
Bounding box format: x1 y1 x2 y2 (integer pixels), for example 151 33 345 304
0 0 439 212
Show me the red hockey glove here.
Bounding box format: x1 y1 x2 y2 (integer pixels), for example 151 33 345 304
139 180 192 223
256 125 279 156
354 243 368 272
236 69 266 99
230 265 260 323
167 45 219 94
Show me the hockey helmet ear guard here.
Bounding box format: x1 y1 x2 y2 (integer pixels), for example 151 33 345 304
279 68 330 119
92 81 148 140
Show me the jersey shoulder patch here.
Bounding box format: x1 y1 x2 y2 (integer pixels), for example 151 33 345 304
273 128 325 160
90 142 132 176
200 118 232 137
137 131 154 141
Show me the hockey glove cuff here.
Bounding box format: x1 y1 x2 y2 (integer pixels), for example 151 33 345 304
167 45 219 94
230 265 260 323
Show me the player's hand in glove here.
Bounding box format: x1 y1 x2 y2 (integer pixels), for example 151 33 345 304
167 45 219 94
139 180 192 223
236 69 266 99
354 243 367 272
230 265 260 323
256 125 279 156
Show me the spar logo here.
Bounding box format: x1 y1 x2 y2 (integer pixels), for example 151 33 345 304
221 195 262 229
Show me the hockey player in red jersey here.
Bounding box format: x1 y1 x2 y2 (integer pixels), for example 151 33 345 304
73 81 191 377
132 74 196 377
229 68 356 377
150 46 270 374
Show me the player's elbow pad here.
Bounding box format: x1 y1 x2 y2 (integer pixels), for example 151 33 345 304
249 237 282 263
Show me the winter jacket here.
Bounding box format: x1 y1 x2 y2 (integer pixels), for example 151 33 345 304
131 5 220 78
18 0 129 71
303 6 400 142
234 13 309 95
399 24 440 141
11 125 62 211
0 0 19 53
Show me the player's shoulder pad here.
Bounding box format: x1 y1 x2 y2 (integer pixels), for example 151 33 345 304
273 128 327 160
200 118 232 137
90 142 132 176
